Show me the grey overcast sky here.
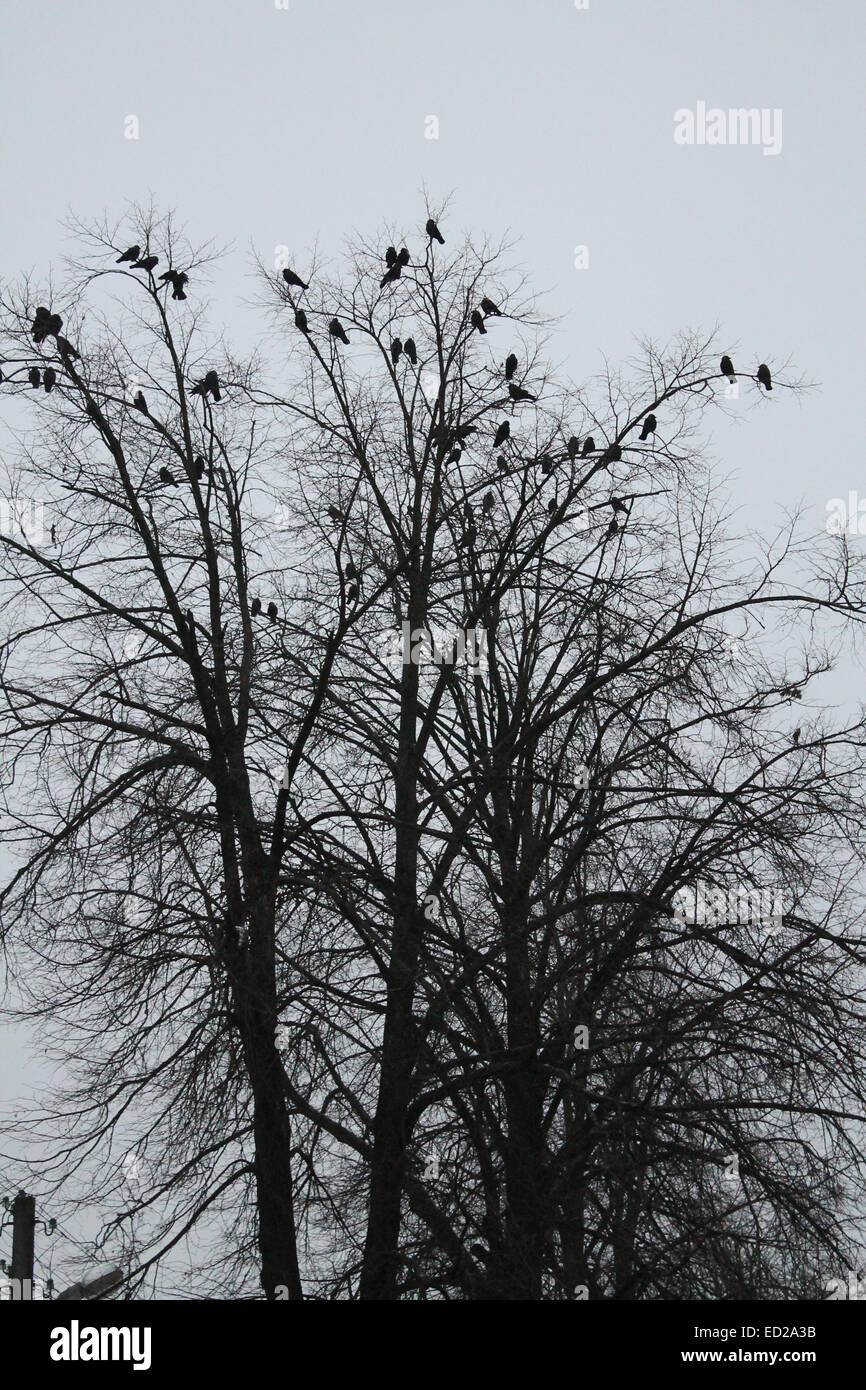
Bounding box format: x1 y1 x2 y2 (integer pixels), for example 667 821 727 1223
1 0 864 1279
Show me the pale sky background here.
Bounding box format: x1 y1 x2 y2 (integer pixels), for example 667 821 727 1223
1 0 865 1288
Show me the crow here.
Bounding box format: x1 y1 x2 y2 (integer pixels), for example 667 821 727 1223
251 597 262 617
540 457 553 476
480 296 502 317
757 363 773 391
567 436 579 461
448 448 462 464
116 245 141 264
603 443 622 464
547 498 558 515
483 491 495 511
494 421 510 448
327 504 344 523
459 525 477 550
793 727 801 745
267 602 278 623
344 562 358 580
346 584 358 604
720 354 735 382
159 466 176 486
582 437 595 456
380 263 402 288
134 254 159 272
282 268 309 290
43 367 56 393
607 517 619 538
191 370 221 402
397 248 410 266
610 496 628 514
404 338 418 365
638 413 656 441
505 353 518 380
470 310 487 335
390 338 403 365
454 423 477 441
194 457 206 480
329 317 349 345
50 524 56 544
133 390 148 413
464 502 475 524
159 269 188 300
32 307 61 343
28 366 41 388
426 218 445 244
508 383 536 403
384 246 397 268
295 308 309 333
496 455 508 473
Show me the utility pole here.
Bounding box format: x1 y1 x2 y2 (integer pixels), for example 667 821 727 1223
10 1191 35 1288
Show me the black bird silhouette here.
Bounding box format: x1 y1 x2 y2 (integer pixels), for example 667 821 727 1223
454 423 477 442
28 367 41 388
43 367 56 393
195 456 206 480
505 353 518 380
159 466 176 486
448 448 462 464
793 728 801 745
50 524 56 544
159 269 188 300
483 491 495 511
610 496 628 514
380 263 402 288
56 336 79 360
133 390 147 413
346 584 358 604
480 297 502 317
508 383 535 403
494 421 510 448
567 436 579 460
344 562 358 580
267 602 278 623
496 455 508 473
459 525 477 550
397 248 410 266
547 497 558 515
329 317 349 345
327 504 344 523
191 370 221 402
116 245 140 263
540 456 553 476
757 363 773 391
251 597 262 617
638 413 656 441
32 307 62 343
582 437 595 456
426 218 445 244
134 254 159 272
390 338 403 365
384 246 397 268
720 354 735 382
607 517 619 538
464 502 475 524
282 267 309 291
471 310 487 335
603 443 622 464
294 308 309 333
404 338 418 365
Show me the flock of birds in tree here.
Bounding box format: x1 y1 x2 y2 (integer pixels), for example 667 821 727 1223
3 223 775 627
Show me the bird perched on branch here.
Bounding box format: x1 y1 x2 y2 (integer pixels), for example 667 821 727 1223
496 455 508 473
426 218 445 244
508 383 535 403
43 367 56 393
344 562 358 580
28 366 41 388
757 363 772 391
159 466 176 486
505 353 518 381
540 456 553 476
494 421 510 448
638 413 656 441
607 517 619 538
567 436 579 461
483 490 495 512
134 254 159 272
448 448 462 464
31 306 62 344
267 602 278 623
346 584 358 604
116 245 141 264
56 336 79 361
194 456 206 480
329 317 349 345
404 338 417 365
582 437 595 456
384 246 397 268
720 354 735 382
294 308 309 334
133 390 148 413
251 597 262 617
390 338 403 364
191 370 221 402
159 269 188 300
282 267 309 291
327 504 344 524
603 443 622 464
397 248 410 267
610 496 628 515
454 423 477 442
480 297 502 317
470 310 487 335
792 727 801 745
